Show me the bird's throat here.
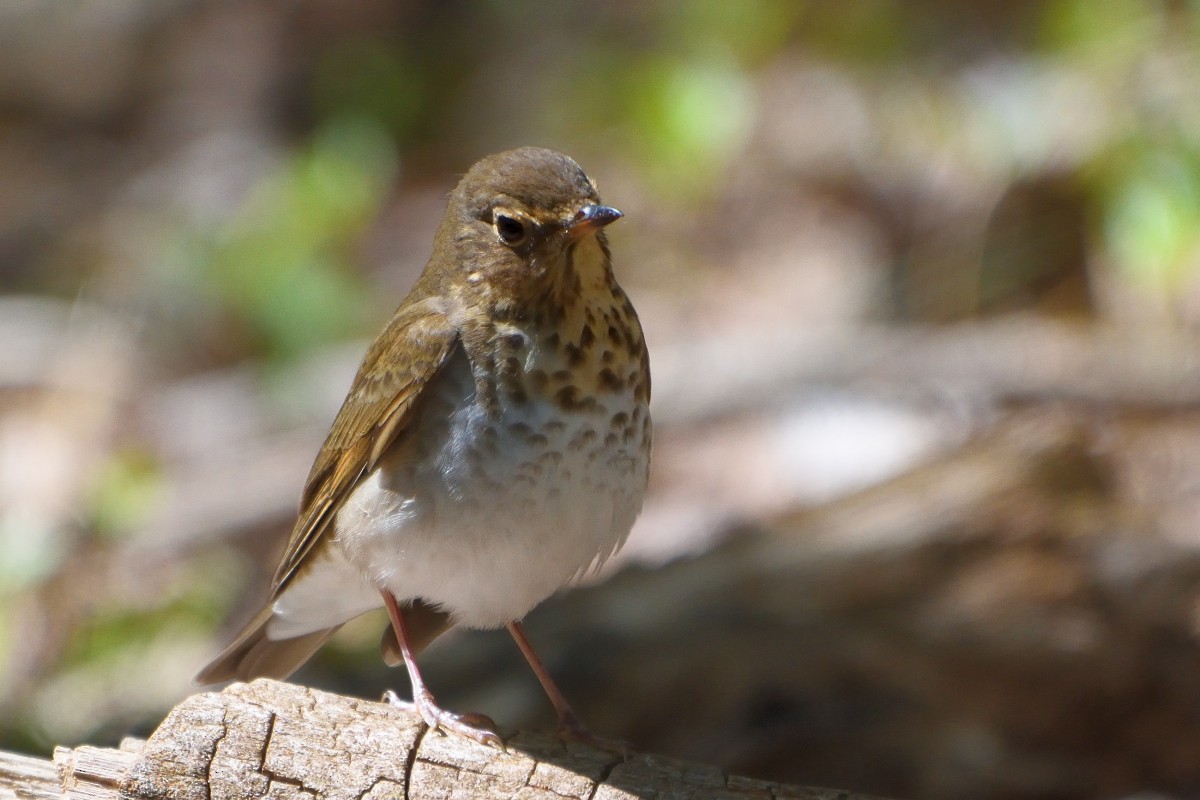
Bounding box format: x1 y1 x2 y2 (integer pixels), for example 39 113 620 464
472 242 645 422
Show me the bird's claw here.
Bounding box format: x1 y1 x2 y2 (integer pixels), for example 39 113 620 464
555 712 630 757
383 690 504 749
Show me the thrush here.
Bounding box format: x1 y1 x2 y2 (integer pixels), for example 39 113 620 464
196 147 652 748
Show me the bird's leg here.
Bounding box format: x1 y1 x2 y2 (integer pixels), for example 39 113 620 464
381 591 502 748
507 621 628 754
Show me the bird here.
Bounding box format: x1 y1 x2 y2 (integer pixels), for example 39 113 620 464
196 146 652 748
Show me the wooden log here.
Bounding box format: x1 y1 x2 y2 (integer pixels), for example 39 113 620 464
0 748 60 800
0 679 895 800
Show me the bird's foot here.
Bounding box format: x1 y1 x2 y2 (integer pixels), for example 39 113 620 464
555 711 630 757
383 690 503 749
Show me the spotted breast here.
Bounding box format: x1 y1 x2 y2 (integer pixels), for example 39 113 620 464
332 230 651 628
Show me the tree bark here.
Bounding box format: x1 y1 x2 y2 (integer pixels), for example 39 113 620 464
0 679 893 799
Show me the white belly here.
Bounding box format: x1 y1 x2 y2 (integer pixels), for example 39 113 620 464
331 349 649 628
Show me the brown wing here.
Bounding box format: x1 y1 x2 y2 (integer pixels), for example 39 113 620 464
272 296 459 592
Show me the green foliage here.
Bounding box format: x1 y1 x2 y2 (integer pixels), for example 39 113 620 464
311 40 427 145
1102 137 1200 295
1046 0 1200 302
86 449 163 540
623 53 755 197
59 552 237 671
665 0 804 63
792 1 910 65
542 1 801 201
1038 0 1166 62
0 511 65 592
204 118 397 362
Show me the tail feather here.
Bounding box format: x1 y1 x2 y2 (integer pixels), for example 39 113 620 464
195 605 339 684
197 598 453 685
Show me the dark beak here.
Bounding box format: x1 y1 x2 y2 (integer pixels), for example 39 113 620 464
568 204 623 240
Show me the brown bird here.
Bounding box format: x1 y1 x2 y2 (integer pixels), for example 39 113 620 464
196 147 652 748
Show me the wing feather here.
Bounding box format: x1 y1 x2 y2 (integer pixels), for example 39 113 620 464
272 297 459 591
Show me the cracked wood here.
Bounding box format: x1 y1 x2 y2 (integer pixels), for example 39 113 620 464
29 679 896 799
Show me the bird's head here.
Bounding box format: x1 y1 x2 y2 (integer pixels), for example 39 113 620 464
433 147 623 321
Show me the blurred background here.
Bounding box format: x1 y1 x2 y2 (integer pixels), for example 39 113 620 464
3 1 1200 798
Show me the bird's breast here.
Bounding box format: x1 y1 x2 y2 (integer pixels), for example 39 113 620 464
335 300 651 628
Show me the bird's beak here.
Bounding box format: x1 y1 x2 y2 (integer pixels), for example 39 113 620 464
568 204 623 241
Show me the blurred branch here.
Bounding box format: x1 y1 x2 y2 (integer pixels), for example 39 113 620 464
653 316 1200 424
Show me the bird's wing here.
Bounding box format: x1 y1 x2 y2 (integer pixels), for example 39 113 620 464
272 296 460 592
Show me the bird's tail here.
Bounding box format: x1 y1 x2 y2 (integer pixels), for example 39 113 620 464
194 605 339 684
196 598 453 684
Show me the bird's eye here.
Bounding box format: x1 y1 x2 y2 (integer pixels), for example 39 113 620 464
495 214 528 245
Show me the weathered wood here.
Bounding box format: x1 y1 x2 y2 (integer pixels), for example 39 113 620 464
1 679 891 800
0 748 60 800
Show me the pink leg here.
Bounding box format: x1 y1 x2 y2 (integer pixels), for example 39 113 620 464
382 591 502 748
507 621 628 753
